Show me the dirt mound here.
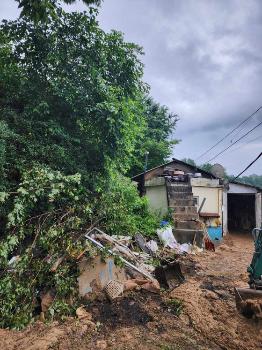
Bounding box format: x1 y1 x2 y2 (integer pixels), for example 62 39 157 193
89 295 154 328
0 323 66 350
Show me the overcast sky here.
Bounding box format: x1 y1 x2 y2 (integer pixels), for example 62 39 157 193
1 0 261 175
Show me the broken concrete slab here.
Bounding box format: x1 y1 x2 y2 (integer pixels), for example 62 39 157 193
174 228 204 248
78 256 127 297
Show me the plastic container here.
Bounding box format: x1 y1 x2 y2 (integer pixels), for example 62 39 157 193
207 226 222 240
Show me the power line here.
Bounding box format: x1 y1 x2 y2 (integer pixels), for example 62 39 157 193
206 119 262 162
228 118 255 143
233 152 262 180
196 106 262 160
228 134 262 154
228 113 257 144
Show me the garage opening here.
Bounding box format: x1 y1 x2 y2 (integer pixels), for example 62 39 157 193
227 193 256 233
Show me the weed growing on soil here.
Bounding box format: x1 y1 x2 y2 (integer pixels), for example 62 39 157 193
114 255 125 268
148 257 161 267
165 298 183 316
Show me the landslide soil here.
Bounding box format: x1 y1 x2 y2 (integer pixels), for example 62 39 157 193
1 233 261 350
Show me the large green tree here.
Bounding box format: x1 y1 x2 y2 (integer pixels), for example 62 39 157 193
0 6 146 191
0 6 164 328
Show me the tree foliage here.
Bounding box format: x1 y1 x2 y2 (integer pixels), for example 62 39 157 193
97 171 159 235
0 166 91 328
16 0 102 22
0 5 179 186
0 165 159 329
129 97 179 176
236 174 262 188
198 162 213 173
181 158 196 166
0 7 146 192
0 6 174 328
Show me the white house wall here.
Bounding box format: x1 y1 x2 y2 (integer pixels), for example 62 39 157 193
191 178 223 219
223 191 228 234
144 177 224 222
192 186 223 217
145 177 168 215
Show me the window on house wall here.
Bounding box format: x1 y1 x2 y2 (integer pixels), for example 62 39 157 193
193 196 199 206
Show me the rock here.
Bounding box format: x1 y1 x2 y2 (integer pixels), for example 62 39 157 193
40 290 55 312
204 290 218 300
78 321 96 336
123 278 160 294
124 280 140 291
96 340 107 349
39 312 45 322
83 319 96 329
76 306 92 320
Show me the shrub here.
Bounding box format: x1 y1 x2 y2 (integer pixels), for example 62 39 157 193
0 166 160 328
97 171 160 236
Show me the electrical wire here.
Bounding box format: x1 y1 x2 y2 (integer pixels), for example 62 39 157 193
206 119 262 162
228 119 255 143
196 106 262 160
233 152 262 180
227 134 262 154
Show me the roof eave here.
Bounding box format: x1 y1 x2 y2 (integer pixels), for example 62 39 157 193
132 158 217 181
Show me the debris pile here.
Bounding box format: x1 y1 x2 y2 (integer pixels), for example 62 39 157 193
1 216 206 329
80 223 204 303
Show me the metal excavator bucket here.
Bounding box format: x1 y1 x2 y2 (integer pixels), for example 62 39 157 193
235 287 262 319
235 227 262 319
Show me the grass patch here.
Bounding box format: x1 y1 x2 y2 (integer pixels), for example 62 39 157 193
165 298 183 316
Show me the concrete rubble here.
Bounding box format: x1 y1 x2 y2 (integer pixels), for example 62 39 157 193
77 225 206 303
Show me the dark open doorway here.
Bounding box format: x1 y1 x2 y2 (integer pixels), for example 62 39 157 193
227 193 256 233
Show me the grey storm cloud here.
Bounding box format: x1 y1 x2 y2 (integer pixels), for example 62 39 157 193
0 0 262 174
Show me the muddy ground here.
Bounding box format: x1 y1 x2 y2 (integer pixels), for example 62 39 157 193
1 233 262 350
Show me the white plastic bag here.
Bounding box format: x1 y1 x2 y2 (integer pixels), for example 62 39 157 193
179 243 191 253
157 226 178 249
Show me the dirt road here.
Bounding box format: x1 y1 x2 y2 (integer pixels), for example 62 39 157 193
172 233 262 350
1 233 262 350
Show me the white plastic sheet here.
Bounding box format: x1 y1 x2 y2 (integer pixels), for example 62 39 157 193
179 243 191 253
157 226 178 249
157 226 194 254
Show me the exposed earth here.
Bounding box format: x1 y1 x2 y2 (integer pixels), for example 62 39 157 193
1 233 262 350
